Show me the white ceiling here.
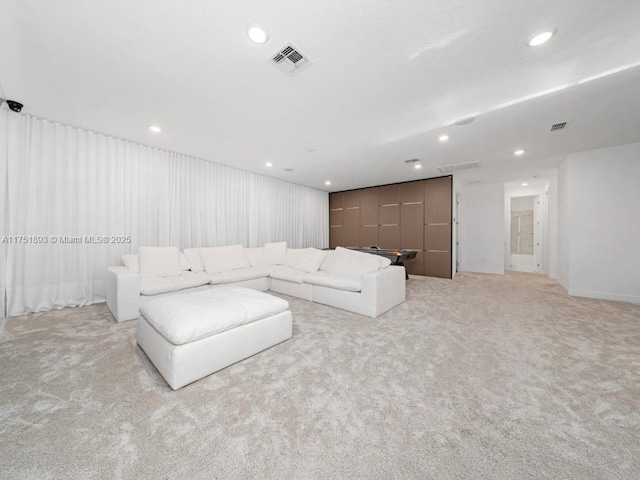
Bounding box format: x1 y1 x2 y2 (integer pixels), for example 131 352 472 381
2 0 639 192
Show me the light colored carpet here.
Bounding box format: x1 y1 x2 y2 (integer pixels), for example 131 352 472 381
1 272 639 480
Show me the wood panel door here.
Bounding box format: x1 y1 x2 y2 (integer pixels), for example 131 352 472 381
360 188 379 226
329 226 343 248
379 226 400 249
329 192 344 248
359 187 379 248
424 176 452 278
343 207 360 247
401 203 424 275
378 184 400 206
400 181 424 204
329 192 343 210
404 251 424 276
424 177 452 224
360 226 378 248
401 203 424 250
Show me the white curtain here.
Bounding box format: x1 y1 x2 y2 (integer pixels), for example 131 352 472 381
1 110 7 319
2 113 328 318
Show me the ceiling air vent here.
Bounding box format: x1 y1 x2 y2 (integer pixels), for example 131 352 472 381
550 122 568 132
437 161 482 174
271 44 311 76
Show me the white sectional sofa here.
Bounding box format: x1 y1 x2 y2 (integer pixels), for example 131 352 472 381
106 243 406 322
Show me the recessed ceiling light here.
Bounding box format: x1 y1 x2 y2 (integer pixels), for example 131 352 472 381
149 126 161 133
522 182 529 186
404 158 420 167
514 149 525 155
528 30 555 47
265 162 273 167
325 181 331 185
414 164 422 170
247 24 269 44
439 134 449 142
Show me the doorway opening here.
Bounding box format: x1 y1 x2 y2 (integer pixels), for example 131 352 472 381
509 195 537 272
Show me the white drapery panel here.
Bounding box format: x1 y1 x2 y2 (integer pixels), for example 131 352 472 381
3 113 328 318
0 111 7 320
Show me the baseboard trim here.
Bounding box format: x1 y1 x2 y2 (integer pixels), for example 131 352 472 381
507 266 537 273
458 268 505 275
568 289 640 305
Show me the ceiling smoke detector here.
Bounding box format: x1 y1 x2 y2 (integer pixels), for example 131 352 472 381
454 117 475 126
271 44 311 76
437 161 481 174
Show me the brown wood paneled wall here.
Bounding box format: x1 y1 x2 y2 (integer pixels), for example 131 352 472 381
329 176 452 278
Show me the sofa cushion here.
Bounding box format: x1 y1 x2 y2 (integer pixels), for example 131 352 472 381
245 247 265 267
303 272 362 292
294 248 327 274
321 247 391 273
214 286 290 324
201 244 251 274
180 252 191 271
139 247 182 279
140 288 290 345
270 267 307 284
140 272 211 296
264 241 287 265
338 246 392 269
208 267 271 285
122 254 139 273
320 247 382 277
285 248 307 267
183 248 204 273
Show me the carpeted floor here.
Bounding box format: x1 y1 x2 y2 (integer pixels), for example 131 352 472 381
1 272 639 480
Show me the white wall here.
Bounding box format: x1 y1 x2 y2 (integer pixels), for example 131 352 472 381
557 161 571 289
458 182 505 275
511 196 534 210
558 142 640 303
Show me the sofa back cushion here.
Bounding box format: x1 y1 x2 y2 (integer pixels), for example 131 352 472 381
179 252 191 271
245 247 265 267
139 246 182 278
286 248 307 267
264 241 287 265
322 247 387 276
294 248 327 274
201 244 251 274
122 254 139 273
183 248 205 273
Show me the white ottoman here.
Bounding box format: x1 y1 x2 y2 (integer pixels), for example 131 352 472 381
136 287 292 390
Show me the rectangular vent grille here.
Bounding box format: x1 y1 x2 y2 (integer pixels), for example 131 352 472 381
437 161 482 174
271 44 311 76
550 122 568 132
